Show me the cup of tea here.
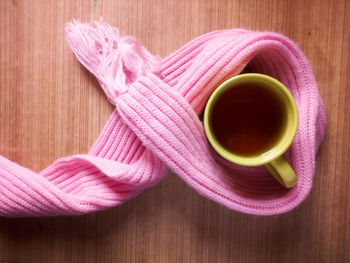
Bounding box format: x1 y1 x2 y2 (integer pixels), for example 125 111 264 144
204 73 298 188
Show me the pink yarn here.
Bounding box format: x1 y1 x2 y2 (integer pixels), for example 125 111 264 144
0 20 326 217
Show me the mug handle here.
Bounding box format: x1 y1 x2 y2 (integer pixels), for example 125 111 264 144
264 156 297 188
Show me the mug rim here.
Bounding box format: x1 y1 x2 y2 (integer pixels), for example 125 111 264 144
203 73 298 166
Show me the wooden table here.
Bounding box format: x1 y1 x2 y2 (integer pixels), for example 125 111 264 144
0 0 349 262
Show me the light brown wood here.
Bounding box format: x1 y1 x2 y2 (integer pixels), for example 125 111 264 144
0 0 349 262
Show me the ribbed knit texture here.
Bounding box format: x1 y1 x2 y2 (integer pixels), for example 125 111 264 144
0 21 326 217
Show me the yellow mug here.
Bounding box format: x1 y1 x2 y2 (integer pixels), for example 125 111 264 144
204 73 298 188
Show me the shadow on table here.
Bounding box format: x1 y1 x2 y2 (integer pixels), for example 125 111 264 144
0 171 320 262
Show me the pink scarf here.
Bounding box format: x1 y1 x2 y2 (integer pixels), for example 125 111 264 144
0 21 326 217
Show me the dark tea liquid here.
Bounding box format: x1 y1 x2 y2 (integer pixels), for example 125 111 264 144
210 83 286 156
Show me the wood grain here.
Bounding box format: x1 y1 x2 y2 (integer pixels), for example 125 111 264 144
0 0 349 262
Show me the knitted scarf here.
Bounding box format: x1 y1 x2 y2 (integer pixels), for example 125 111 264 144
0 21 326 217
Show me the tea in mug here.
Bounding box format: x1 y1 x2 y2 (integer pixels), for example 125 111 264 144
210 83 286 156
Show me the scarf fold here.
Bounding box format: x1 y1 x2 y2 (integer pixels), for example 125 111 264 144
0 20 326 217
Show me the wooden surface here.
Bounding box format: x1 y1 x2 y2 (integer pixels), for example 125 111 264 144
0 0 349 262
